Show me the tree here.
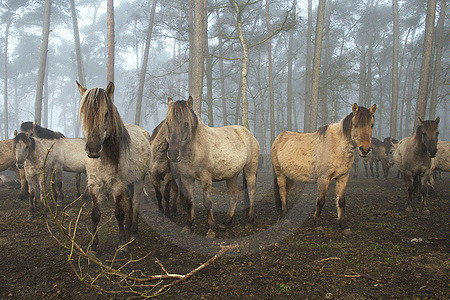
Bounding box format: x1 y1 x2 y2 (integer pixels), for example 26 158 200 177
303 0 312 132
107 0 115 99
3 4 12 137
190 0 205 114
34 0 52 125
266 0 275 138
428 0 445 119
390 0 399 139
414 0 436 127
135 0 157 126
309 0 326 132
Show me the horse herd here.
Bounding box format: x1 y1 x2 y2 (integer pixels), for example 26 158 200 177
0 82 448 254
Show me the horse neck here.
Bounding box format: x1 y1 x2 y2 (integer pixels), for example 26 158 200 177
412 133 428 156
329 119 356 153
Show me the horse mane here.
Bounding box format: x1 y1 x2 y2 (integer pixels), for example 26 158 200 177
79 87 130 165
20 121 65 139
165 100 198 133
342 106 373 141
150 121 165 143
14 132 35 152
318 125 329 136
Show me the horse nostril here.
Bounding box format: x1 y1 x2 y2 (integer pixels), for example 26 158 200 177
359 146 370 156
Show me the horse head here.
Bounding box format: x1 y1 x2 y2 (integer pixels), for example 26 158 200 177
13 133 34 168
417 117 440 158
346 103 376 157
78 81 116 159
165 96 198 163
387 139 399 168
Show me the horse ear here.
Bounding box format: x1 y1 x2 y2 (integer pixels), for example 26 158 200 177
352 103 359 114
435 116 440 125
14 130 18 137
168 97 173 104
106 81 115 98
187 96 194 109
76 81 87 96
418 116 424 124
369 104 377 114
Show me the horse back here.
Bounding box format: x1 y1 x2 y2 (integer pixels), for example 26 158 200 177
54 138 87 173
0 139 16 172
434 141 450 172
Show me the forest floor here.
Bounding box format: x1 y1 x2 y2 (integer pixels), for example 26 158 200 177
0 165 448 299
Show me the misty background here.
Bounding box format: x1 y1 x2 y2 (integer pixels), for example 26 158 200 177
0 0 448 155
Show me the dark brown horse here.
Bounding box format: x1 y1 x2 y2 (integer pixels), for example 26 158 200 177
272 103 376 234
392 117 440 213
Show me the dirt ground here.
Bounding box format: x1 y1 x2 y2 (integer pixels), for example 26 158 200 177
0 165 448 299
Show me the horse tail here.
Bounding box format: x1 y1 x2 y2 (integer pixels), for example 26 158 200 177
243 171 249 210
273 167 282 216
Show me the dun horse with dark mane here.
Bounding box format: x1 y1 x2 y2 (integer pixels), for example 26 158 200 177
272 103 376 234
77 81 152 254
164 97 260 238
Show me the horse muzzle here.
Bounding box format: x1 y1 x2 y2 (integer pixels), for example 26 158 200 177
358 146 371 157
166 151 181 163
87 153 101 159
16 162 24 169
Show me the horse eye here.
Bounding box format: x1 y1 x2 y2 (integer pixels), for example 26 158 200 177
436 132 439 136
371 124 374 128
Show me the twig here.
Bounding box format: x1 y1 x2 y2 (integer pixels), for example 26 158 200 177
318 257 341 263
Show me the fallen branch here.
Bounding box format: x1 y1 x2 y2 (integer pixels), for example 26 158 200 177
318 257 341 263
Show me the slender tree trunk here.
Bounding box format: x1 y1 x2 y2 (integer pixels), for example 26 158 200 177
134 0 157 125
429 0 445 119
358 44 366 106
34 0 52 125
286 1 296 131
217 14 227 126
405 56 418 135
265 0 275 138
3 8 11 137
187 0 194 95
190 0 205 114
309 0 326 132
320 0 332 126
107 0 115 101
303 0 312 132
390 0 399 138
43 60 49 128
204 0 214 126
414 0 436 126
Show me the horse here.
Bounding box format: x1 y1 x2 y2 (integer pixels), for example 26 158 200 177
360 138 388 178
392 117 440 214
20 121 84 197
381 137 397 178
0 138 28 199
13 133 64 218
77 81 152 253
272 103 376 235
431 141 450 179
148 120 177 215
164 96 260 238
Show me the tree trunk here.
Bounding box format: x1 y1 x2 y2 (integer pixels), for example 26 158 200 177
428 0 445 119
43 60 49 128
34 0 52 125
107 0 115 101
204 0 214 126
3 8 11 137
358 44 366 106
303 0 312 132
190 0 205 115
414 0 436 127
134 0 157 125
265 0 275 138
320 0 332 126
390 0 399 139
286 1 296 131
217 11 227 126
187 0 194 95
309 0 326 132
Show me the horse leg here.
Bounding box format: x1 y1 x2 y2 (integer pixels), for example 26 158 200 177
243 165 258 223
75 173 81 197
163 176 174 215
112 182 132 251
274 173 288 219
420 174 430 215
27 175 38 219
87 183 104 254
363 160 369 178
16 168 28 200
353 157 358 178
180 176 195 233
55 169 64 205
335 174 351 235
375 161 380 178
201 178 215 238
130 178 144 240
313 177 329 229
150 174 164 213
224 175 239 226
369 160 375 177
403 174 414 212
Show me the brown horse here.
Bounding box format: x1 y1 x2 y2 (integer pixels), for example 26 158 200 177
0 138 27 199
392 117 440 213
78 81 152 253
272 103 376 234
164 96 260 238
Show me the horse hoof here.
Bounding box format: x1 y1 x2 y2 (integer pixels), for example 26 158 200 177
405 206 413 212
206 230 215 239
342 228 352 235
181 226 191 234
422 208 430 215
